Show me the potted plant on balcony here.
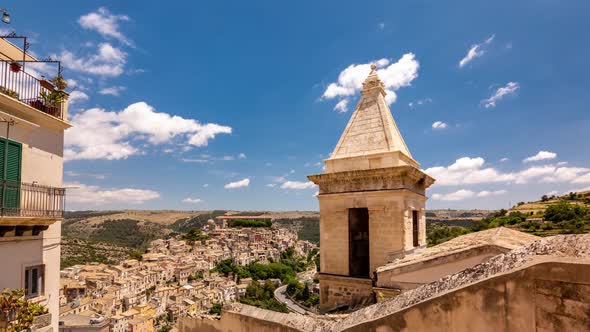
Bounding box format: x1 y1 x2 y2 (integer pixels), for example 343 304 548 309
39 78 54 91
50 75 68 91
9 62 21 73
0 289 23 327
39 90 65 117
0 289 48 332
0 86 19 99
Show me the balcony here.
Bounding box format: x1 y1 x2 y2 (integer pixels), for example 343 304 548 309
0 180 65 223
0 59 68 121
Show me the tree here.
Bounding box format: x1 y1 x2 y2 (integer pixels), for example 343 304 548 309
541 195 549 202
181 228 209 242
129 251 143 261
544 201 577 222
209 303 222 316
157 324 172 332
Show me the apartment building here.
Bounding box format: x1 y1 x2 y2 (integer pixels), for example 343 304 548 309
0 36 71 331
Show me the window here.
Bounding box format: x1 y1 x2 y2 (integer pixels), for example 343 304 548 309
0 138 22 211
349 208 370 278
24 265 44 298
412 210 419 247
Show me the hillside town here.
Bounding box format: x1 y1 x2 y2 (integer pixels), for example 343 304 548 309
58 217 316 332
0 2 589 332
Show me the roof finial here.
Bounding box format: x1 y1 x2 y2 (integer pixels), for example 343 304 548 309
370 63 377 71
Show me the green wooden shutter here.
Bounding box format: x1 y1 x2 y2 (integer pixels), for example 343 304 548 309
0 138 22 211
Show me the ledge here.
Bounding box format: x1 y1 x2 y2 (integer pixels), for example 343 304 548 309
308 166 434 195
0 93 71 131
0 216 61 226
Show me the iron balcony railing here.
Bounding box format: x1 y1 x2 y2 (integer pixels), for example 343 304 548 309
0 60 66 120
0 180 65 218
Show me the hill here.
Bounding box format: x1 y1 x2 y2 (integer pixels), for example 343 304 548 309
428 190 590 246
509 190 590 215
61 210 320 267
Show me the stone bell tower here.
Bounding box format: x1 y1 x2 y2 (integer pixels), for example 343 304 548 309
308 64 435 312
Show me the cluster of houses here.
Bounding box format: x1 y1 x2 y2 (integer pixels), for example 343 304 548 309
57 219 316 332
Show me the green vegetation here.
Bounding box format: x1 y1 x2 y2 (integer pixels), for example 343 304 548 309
209 303 222 316
92 219 161 249
226 219 272 228
239 280 288 313
210 247 314 313
61 251 115 269
188 272 203 281
286 279 319 308
157 324 172 332
63 211 121 226
181 228 210 242
172 210 227 232
60 238 125 269
0 289 48 332
212 247 311 282
274 217 320 245
297 218 320 244
129 250 144 261
427 224 470 247
427 200 590 246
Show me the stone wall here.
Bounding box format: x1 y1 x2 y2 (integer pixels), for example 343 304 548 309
178 304 325 332
376 245 507 290
317 190 426 276
338 261 590 332
319 274 373 312
179 261 590 332
180 236 590 332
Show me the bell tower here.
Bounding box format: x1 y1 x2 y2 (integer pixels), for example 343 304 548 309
308 64 435 312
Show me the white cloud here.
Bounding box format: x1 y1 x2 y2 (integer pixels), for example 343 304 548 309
66 182 159 205
58 43 127 77
224 178 250 189
523 151 557 163
333 99 349 113
500 157 509 162
459 35 494 68
68 91 89 104
566 186 590 194
476 190 507 198
78 7 131 45
313 191 319 197
432 121 448 129
425 157 513 186
426 156 589 186
408 98 432 108
99 86 126 96
545 190 558 196
203 184 209 188
572 173 590 184
65 102 232 160
378 22 385 31
542 167 590 183
322 53 419 105
182 197 203 204
431 189 475 201
266 183 276 188
482 82 519 108
280 181 317 190
181 153 244 163
187 123 232 146
181 158 209 163
432 188 506 201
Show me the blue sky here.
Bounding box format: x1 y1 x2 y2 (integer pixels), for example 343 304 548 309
6 0 590 211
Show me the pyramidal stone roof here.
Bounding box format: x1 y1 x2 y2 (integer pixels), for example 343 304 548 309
329 64 413 161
